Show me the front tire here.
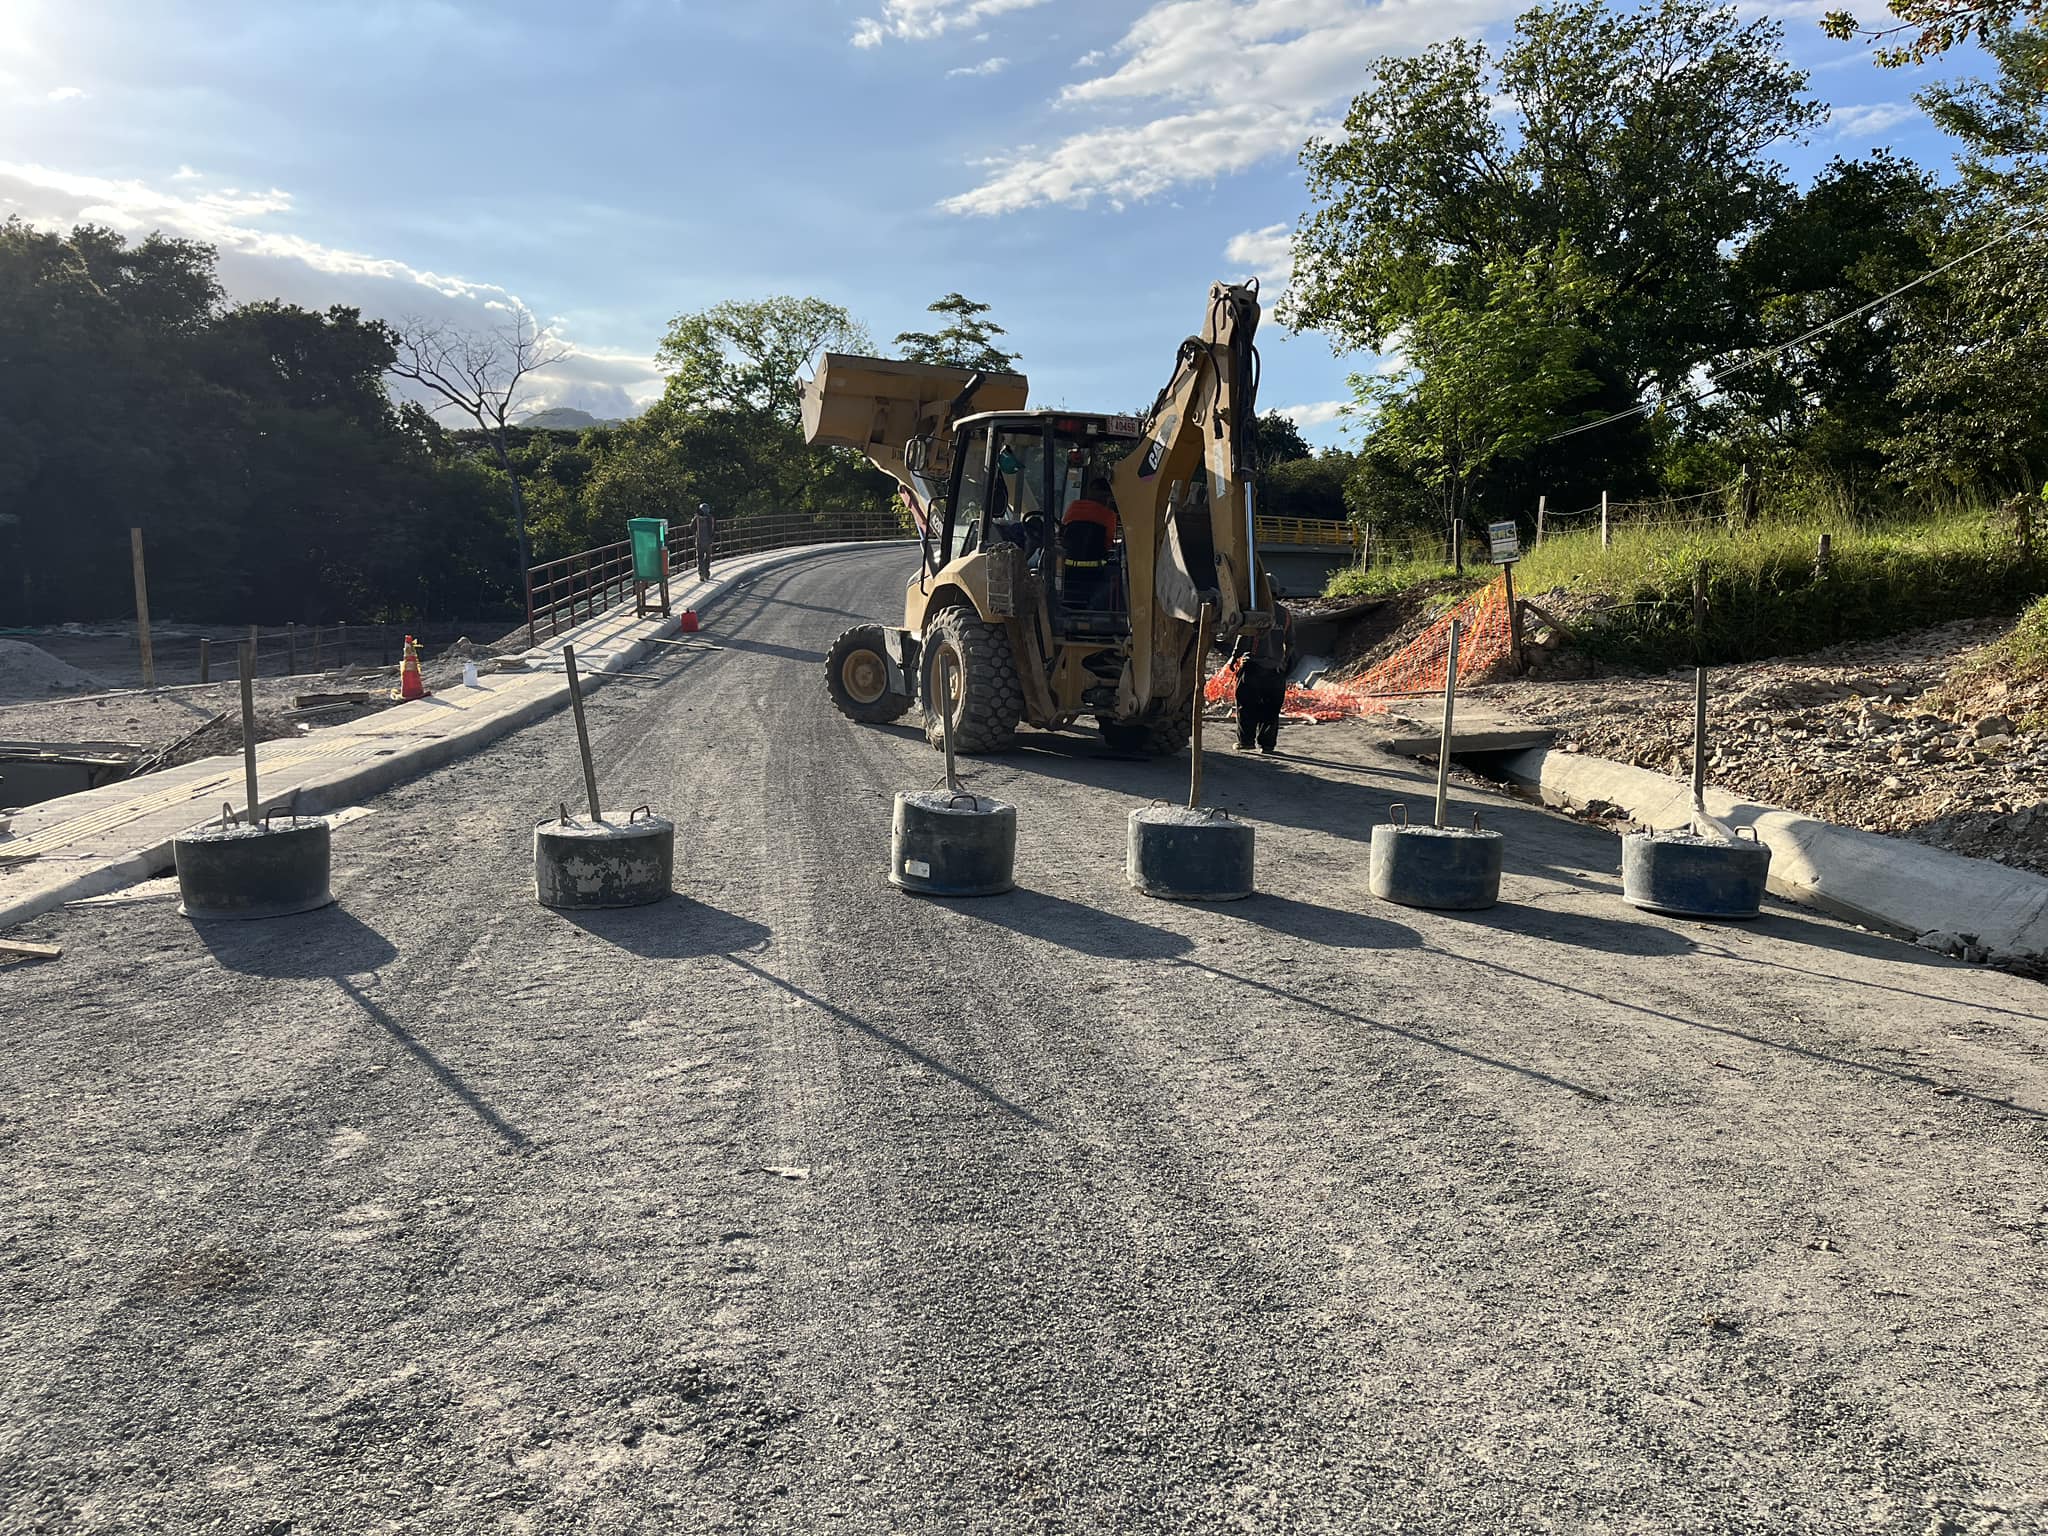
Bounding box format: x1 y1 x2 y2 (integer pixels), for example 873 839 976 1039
826 624 913 724
920 608 1023 754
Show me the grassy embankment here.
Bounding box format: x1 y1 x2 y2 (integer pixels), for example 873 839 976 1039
1325 507 2046 669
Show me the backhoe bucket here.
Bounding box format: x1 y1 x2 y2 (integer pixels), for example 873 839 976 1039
802 353 1028 503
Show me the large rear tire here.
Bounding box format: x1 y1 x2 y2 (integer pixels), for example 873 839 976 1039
920 608 1023 754
1096 707 1193 757
826 624 913 724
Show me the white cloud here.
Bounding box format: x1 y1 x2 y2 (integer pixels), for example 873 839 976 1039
947 55 1009 76
1074 48 1105 67
45 85 82 101
1224 222 1293 293
1272 399 1348 428
852 0 1047 48
1828 101 1916 139
171 164 202 181
0 159 662 419
944 0 1522 215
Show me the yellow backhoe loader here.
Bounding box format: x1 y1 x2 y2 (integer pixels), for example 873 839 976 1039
801 280 1272 756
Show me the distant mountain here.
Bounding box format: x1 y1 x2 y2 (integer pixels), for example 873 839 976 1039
520 407 623 431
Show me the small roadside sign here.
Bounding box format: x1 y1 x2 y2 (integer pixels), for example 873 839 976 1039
1489 520 1521 563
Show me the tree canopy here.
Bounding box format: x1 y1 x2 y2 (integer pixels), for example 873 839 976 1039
894 293 1021 374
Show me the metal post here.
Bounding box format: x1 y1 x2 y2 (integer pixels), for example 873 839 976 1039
130 527 155 688
1535 494 1547 547
1693 666 1708 812
563 644 602 823
1188 602 1215 810
1503 562 1525 675
1600 492 1611 549
940 658 961 795
198 637 211 683
239 641 260 823
1434 619 1462 829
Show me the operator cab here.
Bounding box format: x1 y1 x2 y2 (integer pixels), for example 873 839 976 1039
937 409 1143 637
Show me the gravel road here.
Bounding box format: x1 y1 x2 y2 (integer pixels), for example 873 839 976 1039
4 545 2045 1535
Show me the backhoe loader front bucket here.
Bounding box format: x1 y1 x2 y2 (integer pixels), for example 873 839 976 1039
802 353 1029 504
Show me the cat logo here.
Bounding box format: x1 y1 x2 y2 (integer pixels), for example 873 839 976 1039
1138 408 1178 478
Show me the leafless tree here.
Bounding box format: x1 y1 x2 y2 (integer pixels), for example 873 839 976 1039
388 310 568 573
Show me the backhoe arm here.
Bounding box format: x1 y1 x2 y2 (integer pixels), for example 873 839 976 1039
1111 280 1266 712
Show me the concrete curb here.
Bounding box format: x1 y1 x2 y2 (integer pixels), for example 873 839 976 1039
1497 744 2048 963
0 539 910 931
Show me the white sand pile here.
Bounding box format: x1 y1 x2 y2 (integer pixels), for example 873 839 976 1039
0 639 101 703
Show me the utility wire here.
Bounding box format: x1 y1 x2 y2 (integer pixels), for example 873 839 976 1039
1544 204 2048 445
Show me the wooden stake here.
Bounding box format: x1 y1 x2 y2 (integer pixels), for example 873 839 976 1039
198 636 211 683
239 640 260 823
563 644 602 822
1434 619 1462 829
130 527 155 689
286 621 298 674
1189 602 1215 810
1815 532 1833 574
1600 491 1611 549
1693 666 1708 812
1452 517 1465 575
1535 494 1547 547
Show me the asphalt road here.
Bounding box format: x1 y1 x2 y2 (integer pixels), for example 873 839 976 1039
5 544 2045 1535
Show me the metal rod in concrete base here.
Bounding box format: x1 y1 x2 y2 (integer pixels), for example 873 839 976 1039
1369 817 1503 910
891 791 1016 897
1621 829 1771 919
175 813 335 920
1127 805 1254 902
534 809 675 910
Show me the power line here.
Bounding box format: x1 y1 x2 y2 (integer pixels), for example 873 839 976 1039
1543 203 2048 445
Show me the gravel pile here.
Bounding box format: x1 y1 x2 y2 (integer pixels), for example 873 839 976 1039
1493 616 2048 874
0 639 101 703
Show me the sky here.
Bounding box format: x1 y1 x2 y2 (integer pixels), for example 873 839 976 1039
0 0 1982 447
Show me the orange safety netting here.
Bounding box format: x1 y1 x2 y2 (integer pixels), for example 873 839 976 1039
1206 576 1512 723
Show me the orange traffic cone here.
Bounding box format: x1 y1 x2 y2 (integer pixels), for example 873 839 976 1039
398 634 427 700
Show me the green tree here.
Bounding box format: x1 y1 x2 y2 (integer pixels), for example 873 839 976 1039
894 292 1021 373
1253 409 1315 465
1719 154 1942 509
1288 0 1824 396
1352 247 1602 539
659 295 871 427
1823 0 2047 70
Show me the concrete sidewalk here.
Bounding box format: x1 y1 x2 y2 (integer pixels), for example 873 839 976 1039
0 541 907 930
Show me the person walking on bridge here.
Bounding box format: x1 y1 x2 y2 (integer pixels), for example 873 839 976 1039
694 502 717 582
1231 586 1296 754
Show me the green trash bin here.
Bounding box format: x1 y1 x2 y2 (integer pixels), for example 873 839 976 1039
628 518 669 582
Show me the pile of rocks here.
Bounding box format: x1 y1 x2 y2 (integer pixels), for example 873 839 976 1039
1493 616 2048 876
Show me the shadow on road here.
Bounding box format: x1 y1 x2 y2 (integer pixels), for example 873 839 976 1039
334 977 532 1152
195 905 398 978
942 887 1195 960
1211 893 1423 951
725 953 1046 1129
1434 942 2047 1119
552 896 772 960
1176 954 1612 1102
709 634 826 666
1438 903 1696 958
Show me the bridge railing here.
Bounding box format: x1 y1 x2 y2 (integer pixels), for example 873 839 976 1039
1255 515 1358 549
524 509 906 645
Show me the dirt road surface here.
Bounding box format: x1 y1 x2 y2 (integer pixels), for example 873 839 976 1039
4 546 2044 1535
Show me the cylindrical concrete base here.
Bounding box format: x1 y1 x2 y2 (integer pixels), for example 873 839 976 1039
891 790 1015 897
535 814 675 909
175 816 335 921
1127 805 1254 901
1622 830 1771 919
1369 823 1504 910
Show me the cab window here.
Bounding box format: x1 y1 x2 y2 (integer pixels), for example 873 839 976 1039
947 425 991 563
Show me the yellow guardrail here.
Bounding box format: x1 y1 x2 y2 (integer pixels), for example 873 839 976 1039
1255 516 1359 548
